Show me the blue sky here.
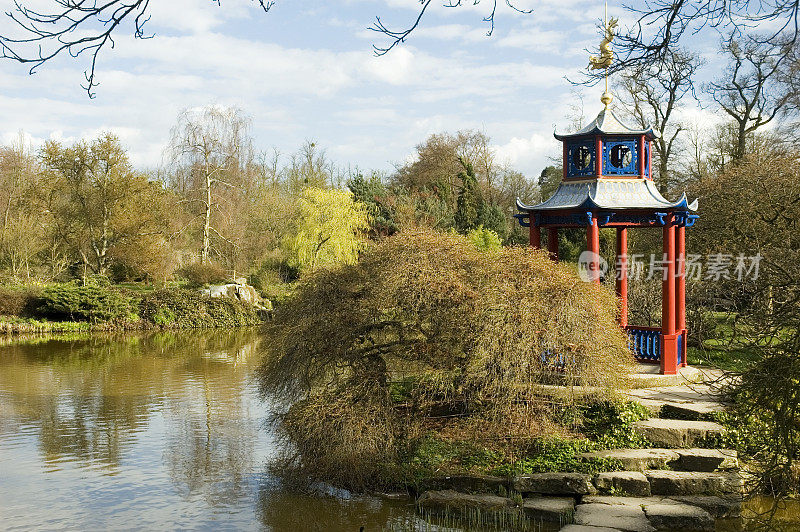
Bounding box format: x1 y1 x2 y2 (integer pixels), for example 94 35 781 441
0 0 723 177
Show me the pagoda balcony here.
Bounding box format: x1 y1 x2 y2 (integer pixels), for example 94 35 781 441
625 326 684 366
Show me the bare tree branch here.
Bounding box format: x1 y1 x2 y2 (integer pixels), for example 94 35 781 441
0 0 274 97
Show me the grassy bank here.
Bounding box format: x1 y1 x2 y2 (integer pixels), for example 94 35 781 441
0 283 270 334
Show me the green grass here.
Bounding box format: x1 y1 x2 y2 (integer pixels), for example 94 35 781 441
686 311 761 372
687 345 759 372
389 400 645 487
0 316 93 334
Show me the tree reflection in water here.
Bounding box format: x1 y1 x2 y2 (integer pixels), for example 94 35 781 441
0 329 262 480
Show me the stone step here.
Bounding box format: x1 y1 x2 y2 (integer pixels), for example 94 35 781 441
513 472 596 495
593 471 651 496
522 496 575 523
416 490 577 523
580 448 738 472
416 489 514 513
670 448 738 472
632 418 725 447
574 496 716 531
625 383 728 420
645 470 743 496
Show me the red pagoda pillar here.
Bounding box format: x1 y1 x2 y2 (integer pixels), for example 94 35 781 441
676 223 687 367
547 228 559 261
587 214 600 284
530 221 541 249
661 214 678 374
616 227 628 327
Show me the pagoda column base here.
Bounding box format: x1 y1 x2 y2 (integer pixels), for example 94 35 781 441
660 333 679 375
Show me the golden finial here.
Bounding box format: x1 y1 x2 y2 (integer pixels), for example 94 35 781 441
588 2 618 108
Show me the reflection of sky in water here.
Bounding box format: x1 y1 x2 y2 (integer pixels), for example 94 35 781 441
0 331 414 530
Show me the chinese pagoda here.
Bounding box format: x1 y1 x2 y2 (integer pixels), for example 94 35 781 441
515 96 698 375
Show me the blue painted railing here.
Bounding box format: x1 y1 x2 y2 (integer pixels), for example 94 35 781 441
626 326 661 362
540 348 566 372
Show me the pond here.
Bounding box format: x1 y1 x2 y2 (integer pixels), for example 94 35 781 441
1 330 798 531
0 330 419 531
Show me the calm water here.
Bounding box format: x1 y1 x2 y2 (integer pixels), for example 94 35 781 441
0 330 416 531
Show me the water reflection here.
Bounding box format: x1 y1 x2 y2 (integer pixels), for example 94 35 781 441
0 329 420 530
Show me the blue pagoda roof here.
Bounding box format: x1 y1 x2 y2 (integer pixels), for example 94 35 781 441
517 179 698 212
554 108 659 141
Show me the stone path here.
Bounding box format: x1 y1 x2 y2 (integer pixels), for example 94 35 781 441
415 365 744 531
560 366 741 531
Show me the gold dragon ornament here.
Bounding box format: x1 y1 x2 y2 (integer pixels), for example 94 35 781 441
588 13 619 107
588 16 618 70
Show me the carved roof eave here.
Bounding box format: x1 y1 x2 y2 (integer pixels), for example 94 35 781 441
554 108 660 141
516 180 699 213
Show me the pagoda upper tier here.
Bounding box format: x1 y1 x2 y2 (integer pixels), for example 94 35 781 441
516 106 698 217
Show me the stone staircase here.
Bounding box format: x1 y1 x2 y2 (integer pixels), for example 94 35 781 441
563 382 740 531
416 378 743 531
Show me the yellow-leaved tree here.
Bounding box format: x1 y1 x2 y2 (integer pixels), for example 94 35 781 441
283 188 370 273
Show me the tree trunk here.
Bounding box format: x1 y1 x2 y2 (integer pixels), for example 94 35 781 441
201 165 212 264
735 122 747 161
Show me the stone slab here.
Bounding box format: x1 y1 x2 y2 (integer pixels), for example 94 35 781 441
579 496 715 531
672 448 739 472
573 502 655 532
580 449 680 471
625 384 727 420
633 418 725 447
593 471 651 496
513 472 596 495
669 495 742 518
645 470 743 496
522 496 575 522
643 501 714 531
660 402 726 420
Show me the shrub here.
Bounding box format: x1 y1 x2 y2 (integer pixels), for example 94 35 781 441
0 286 40 317
466 226 502 251
37 284 136 322
177 262 228 287
259 230 634 490
140 289 261 328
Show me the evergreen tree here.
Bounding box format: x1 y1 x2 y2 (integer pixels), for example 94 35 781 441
454 161 483 233
538 165 562 200
347 173 397 238
477 202 507 240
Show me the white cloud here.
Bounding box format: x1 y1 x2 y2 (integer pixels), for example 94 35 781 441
494 132 560 175
0 0 729 181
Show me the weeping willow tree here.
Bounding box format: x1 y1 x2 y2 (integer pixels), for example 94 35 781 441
282 187 371 273
260 230 634 490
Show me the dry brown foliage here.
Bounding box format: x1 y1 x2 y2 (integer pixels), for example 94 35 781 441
259 230 634 490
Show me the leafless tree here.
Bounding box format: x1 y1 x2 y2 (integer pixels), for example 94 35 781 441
705 35 795 161
610 0 800 80
618 48 702 193
167 106 251 264
0 0 274 97
369 0 532 55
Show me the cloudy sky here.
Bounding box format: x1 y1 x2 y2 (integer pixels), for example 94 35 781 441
0 0 722 178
